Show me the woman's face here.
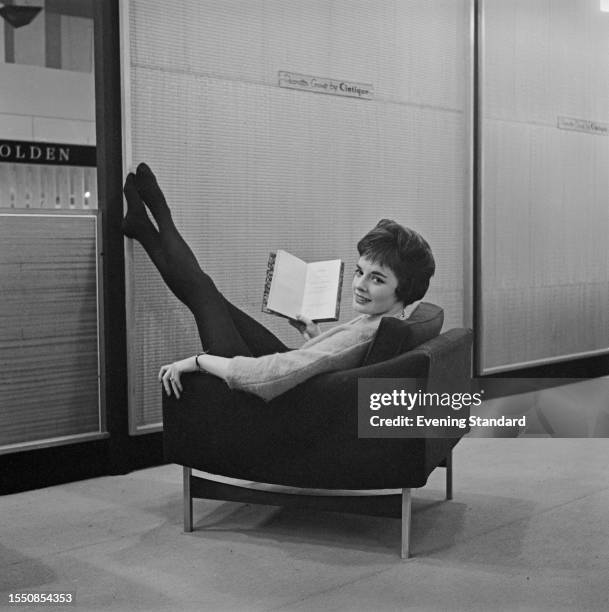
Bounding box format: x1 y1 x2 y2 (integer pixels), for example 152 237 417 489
352 256 402 316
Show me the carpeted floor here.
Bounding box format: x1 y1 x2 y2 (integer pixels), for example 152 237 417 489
1 438 608 611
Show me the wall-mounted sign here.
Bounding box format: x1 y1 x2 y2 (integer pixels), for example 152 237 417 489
0 140 97 166
278 71 374 100
557 116 608 136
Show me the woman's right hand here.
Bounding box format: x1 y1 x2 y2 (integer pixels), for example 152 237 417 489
288 314 321 341
158 356 197 399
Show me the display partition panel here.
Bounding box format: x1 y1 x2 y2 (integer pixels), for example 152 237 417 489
0 212 105 454
121 0 474 433
477 0 609 374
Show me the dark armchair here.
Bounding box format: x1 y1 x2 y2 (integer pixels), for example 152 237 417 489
163 303 473 557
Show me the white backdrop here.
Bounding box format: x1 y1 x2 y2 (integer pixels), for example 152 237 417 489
121 0 473 431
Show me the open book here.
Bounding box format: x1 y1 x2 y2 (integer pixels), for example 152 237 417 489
262 250 344 322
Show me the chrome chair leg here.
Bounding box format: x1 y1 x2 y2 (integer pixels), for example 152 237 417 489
445 449 453 500
401 488 412 559
183 466 193 532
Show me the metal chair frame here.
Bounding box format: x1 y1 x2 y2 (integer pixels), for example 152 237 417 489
182 448 453 559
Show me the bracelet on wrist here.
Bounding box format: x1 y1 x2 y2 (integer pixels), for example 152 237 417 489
195 353 205 372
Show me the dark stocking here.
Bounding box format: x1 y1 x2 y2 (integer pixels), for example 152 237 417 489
122 164 288 357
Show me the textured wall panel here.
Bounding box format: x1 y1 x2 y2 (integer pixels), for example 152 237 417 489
0 214 100 448
124 0 471 429
480 0 609 372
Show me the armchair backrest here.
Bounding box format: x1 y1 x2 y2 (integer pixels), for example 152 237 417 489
408 328 473 395
363 302 444 366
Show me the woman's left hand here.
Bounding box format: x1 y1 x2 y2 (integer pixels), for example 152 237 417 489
158 356 197 399
288 314 321 341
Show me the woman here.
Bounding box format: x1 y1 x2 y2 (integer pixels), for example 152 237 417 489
122 163 435 402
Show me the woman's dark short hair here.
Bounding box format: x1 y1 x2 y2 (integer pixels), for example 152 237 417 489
357 219 435 306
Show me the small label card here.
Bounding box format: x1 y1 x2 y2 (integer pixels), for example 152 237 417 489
557 116 608 136
278 71 374 100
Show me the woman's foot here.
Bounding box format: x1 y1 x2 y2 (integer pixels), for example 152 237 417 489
122 173 154 239
135 163 172 228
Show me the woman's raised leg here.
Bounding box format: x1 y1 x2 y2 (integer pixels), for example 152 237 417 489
122 164 288 357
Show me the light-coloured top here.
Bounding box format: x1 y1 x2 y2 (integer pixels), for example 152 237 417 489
225 302 418 402
225 315 379 401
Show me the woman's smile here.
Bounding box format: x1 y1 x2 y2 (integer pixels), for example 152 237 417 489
354 292 372 305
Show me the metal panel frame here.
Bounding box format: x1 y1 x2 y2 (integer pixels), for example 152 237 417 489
119 0 162 435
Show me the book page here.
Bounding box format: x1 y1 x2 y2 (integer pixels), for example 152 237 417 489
301 259 343 320
265 250 307 318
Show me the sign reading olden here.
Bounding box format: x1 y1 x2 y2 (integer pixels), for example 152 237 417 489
0 139 97 167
